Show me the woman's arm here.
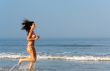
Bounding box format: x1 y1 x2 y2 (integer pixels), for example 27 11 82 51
27 37 36 41
27 24 35 40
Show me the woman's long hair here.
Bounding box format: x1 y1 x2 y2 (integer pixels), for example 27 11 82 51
21 19 34 34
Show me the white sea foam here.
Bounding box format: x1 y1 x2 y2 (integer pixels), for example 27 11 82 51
37 55 110 61
0 53 27 59
1 53 110 61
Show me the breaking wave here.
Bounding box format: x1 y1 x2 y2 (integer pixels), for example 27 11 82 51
1 53 110 61
37 55 110 61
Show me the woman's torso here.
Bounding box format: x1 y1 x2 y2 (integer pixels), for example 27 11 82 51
27 32 36 47
27 40 35 47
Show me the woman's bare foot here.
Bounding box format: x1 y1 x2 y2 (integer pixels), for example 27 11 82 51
18 57 27 65
18 59 22 65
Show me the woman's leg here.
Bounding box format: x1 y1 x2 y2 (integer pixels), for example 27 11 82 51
28 62 34 70
18 57 29 64
18 47 36 70
27 47 36 70
18 57 35 64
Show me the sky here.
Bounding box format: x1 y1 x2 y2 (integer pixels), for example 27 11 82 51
0 0 110 39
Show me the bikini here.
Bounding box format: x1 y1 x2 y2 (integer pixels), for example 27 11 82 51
27 45 33 51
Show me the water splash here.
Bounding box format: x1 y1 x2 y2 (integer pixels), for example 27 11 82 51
9 64 19 71
9 64 29 71
19 64 28 71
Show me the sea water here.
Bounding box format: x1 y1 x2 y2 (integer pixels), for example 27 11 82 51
1 38 110 70
1 38 110 61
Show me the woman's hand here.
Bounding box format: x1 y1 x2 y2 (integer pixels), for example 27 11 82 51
34 35 40 40
37 35 40 39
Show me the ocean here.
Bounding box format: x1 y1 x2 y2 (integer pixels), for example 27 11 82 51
1 38 110 71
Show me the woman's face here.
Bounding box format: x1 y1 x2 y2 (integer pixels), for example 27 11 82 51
31 23 36 30
34 23 36 29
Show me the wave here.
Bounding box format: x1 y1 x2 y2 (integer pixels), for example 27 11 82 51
38 55 110 61
0 53 23 59
1 53 110 61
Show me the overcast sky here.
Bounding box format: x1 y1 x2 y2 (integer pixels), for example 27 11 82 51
0 0 110 39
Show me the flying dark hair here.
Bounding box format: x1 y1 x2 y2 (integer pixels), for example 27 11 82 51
21 19 34 34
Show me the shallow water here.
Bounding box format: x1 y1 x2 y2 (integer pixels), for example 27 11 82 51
1 60 110 71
